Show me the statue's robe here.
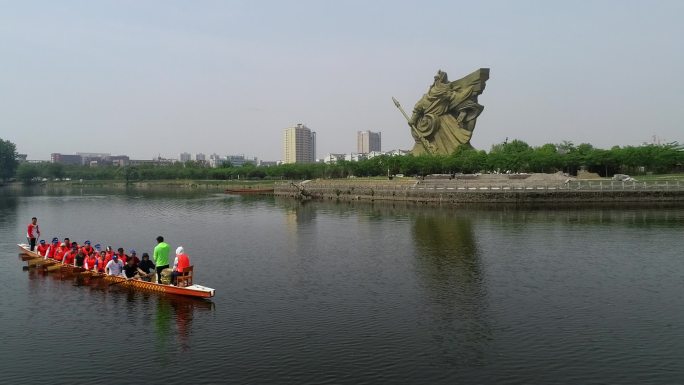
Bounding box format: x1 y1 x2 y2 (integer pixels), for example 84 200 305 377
410 69 489 155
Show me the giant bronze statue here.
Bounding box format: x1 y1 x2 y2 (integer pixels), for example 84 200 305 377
393 68 490 155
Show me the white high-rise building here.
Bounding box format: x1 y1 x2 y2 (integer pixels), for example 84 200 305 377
283 123 316 164
357 130 381 153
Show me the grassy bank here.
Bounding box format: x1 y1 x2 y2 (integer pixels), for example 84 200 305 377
631 173 684 182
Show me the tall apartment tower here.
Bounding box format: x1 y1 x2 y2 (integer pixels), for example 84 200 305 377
357 130 381 153
283 123 316 164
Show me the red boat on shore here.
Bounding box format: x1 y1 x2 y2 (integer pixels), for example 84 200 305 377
18 244 215 298
224 187 274 195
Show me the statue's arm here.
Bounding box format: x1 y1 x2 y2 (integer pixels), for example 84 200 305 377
409 104 424 126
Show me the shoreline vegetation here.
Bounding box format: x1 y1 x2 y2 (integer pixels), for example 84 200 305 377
3 173 684 206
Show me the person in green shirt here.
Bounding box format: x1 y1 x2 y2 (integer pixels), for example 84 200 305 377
153 235 171 284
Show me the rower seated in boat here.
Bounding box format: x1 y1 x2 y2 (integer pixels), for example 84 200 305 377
54 242 68 262
81 240 94 256
84 252 98 271
36 240 50 257
74 251 86 268
62 245 79 266
47 238 60 259
138 253 155 282
96 250 107 273
123 258 141 280
115 248 128 264
105 254 124 277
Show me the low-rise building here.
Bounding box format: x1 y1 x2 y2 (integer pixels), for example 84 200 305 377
51 153 82 165
324 153 347 164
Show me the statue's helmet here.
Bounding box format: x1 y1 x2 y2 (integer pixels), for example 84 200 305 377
434 70 448 83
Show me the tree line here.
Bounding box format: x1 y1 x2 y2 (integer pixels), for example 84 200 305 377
1 137 682 183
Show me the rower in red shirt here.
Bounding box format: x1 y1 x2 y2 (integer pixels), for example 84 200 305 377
36 240 50 257
81 240 94 256
62 245 78 266
116 248 128 265
63 237 72 249
96 250 108 273
84 252 98 271
54 242 68 262
47 238 60 259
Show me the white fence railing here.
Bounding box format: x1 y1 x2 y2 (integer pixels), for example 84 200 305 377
276 180 684 193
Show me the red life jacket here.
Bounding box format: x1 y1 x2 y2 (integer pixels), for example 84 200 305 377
63 251 76 265
117 253 128 264
37 244 50 256
85 256 97 270
103 255 112 269
81 246 94 255
96 256 106 272
48 243 59 258
177 253 190 273
54 247 67 261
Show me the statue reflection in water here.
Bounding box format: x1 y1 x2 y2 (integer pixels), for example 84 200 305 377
412 211 490 366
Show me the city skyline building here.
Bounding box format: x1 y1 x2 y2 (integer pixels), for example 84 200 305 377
283 123 316 164
180 152 191 162
50 153 82 165
357 130 381 153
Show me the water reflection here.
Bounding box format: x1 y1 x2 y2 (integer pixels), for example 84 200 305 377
412 211 490 366
277 199 317 235
0 193 18 229
21 263 214 353
151 294 214 353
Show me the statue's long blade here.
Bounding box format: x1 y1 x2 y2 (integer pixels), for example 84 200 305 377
392 97 411 122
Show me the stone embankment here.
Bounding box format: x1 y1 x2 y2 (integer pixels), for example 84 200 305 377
275 173 684 205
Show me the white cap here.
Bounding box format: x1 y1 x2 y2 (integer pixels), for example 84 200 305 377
176 246 184 255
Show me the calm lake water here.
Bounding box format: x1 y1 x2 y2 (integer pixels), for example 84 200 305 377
1 187 683 384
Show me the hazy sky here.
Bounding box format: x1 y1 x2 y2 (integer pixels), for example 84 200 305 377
1 0 682 161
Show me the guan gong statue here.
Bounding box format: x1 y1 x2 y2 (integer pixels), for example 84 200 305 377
393 68 490 155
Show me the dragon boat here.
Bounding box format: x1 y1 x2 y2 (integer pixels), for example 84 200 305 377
18 243 215 298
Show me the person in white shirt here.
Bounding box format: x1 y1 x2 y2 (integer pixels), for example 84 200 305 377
105 254 124 276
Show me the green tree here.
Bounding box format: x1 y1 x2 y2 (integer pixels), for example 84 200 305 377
489 139 532 172
16 163 39 183
46 162 65 179
0 138 19 181
529 143 561 173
